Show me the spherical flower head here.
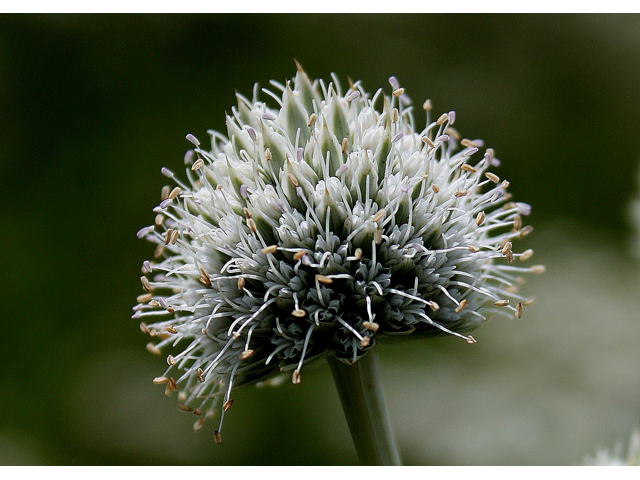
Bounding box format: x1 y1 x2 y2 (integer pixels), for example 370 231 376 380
134 65 541 440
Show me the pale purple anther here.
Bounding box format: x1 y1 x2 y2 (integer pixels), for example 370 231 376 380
448 111 456 125
400 184 411 194
301 254 312 266
262 112 277 121
392 132 404 144
161 167 174 178
143 260 152 273
491 189 504 203
435 134 450 143
160 198 173 209
336 164 349 176
388 76 400 89
184 150 194 165
240 184 248 198
247 127 257 142
296 186 304 198
186 134 200 146
345 90 361 102
516 202 532 216
137 226 154 238
296 147 304 162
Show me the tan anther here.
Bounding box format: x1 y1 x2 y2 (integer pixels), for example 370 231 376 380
476 211 485 226
436 113 449 125
166 325 177 334
454 299 467 313
392 87 405 97
155 214 164 226
141 276 151 292
454 189 467 197
466 335 476 344
146 343 161 355
461 139 478 148
523 297 536 306
148 299 160 308
502 241 513 255
432 184 439 193
196 368 205 383
530 265 546 274
354 248 363 260
193 409 201 416
292 309 306 318
243 207 252 219
342 137 348 153
391 108 399 123
199 275 211 287
153 376 169 384
308 113 317 127
372 209 386 223
261 245 278 256
177 402 192 413
222 399 234 412
264 147 272 161
191 158 205 171
363 321 379 331
429 301 440 311
164 229 173 245
520 225 533 237
485 148 495 161
137 293 153 303
374 227 382 244
503 202 516 210
169 187 182 200
247 218 257 233
293 250 306 261
461 164 476 173
360 336 370 348
193 417 206 432
292 369 301 385
239 350 255 360
237 276 245 290
167 355 176 366
506 251 514 264
520 249 533 261
515 302 523 319
505 285 519 294
423 99 432 111
513 215 522 231
287 173 299 188
468 245 480 253
422 136 435 148
170 229 179 245
214 430 222 445
216 184 223 191
158 332 171 341
485 172 500 183
161 185 170 201
154 244 164 258
445 127 461 140
501 180 510 189
201 328 208 336
168 377 178 391
316 274 333 285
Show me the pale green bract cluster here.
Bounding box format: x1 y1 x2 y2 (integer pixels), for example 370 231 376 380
134 66 541 441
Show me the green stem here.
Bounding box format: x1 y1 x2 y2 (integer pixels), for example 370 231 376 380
328 348 402 466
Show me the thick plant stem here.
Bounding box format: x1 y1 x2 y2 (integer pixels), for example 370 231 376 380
328 348 402 466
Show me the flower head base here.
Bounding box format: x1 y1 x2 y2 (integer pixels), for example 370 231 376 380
134 65 541 440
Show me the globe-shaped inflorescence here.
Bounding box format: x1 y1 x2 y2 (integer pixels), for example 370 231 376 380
134 65 542 441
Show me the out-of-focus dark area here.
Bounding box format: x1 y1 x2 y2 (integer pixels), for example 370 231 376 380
1 14 639 465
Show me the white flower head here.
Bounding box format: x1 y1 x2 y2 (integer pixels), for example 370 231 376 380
134 64 541 442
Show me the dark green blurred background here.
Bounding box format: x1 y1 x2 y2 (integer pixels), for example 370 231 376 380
1 14 640 465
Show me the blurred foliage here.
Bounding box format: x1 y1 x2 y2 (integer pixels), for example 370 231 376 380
1 14 639 465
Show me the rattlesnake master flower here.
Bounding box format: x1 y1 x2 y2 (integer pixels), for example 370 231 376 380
134 66 541 440
584 429 640 466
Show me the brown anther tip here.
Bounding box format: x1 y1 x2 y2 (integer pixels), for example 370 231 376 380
515 302 523 319
191 158 205 171
164 229 173 245
177 402 193 412
436 112 448 125
341 137 348 153
222 399 234 412
140 276 151 292
292 370 301 385
432 184 439 194
170 229 179 245
264 147 272 161
506 251 514 264
372 209 386 223
247 218 257 233
360 336 371 348
494 299 510 307
454 299 467 313
199 275 212 287
243 207 252 219
316 274 333 285
193 408 202 416
167 355 176 366
513 215 522 231
293 250 306 261
502 241 513 255
422 136 435 148
239 350 255 360
466 335 476 344
362 321 380 332
196 368 205 383
214 430 222 445
261 245 278 255
153 376 169 385
292 309 306 318
146 343 161 356
308 113 317 127
166 325 177 334
454 190 467 197
468 246 480 253
485 172 500 184
287 173 299 188
476 211 485 226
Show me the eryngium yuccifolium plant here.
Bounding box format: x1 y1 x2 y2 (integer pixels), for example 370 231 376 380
134 66 542 442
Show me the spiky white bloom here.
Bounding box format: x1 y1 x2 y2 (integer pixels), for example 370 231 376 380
584 429 640 465
134 66 541 441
